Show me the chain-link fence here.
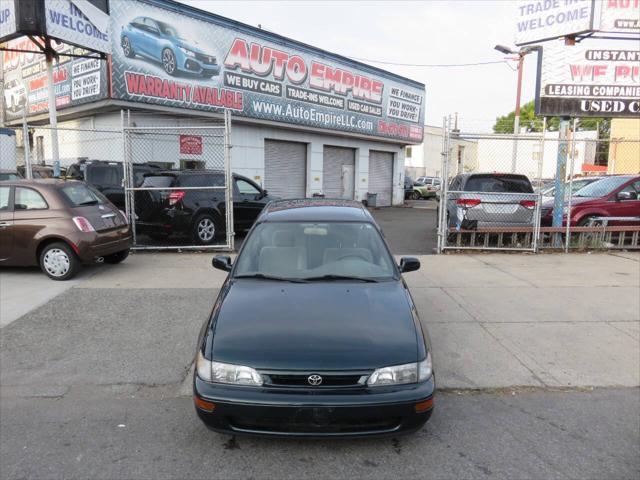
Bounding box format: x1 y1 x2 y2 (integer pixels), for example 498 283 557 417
437 117 640 253
4 110 234 251
123 113 233 250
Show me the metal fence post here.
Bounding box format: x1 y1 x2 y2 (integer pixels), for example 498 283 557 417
564 118 579 253
224 110 235 252
532 117 547 252
437 116 448 254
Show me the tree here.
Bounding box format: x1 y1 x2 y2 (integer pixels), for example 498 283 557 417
492 100 610 137
492 100 611 165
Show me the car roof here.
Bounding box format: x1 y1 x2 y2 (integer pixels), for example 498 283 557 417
0 178 81 189
145 169 225 176
259 199 373 223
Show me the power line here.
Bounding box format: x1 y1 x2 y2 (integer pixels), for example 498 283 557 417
345 57 511 68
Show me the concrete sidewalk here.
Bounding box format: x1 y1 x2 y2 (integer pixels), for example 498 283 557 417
2 251 638 391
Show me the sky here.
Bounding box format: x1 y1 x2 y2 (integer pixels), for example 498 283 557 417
181 0 539 132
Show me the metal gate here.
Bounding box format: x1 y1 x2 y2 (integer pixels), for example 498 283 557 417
123 111 233 250
368 151 394 206
264 139 307 198
323 146 355 199
437 116 546 252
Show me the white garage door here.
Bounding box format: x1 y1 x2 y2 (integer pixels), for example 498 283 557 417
323 146 355 199
368 151 394 206
264 140 307 198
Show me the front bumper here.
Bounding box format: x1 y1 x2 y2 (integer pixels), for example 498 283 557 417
193 375 435 437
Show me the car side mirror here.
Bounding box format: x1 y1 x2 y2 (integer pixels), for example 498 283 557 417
212 255 232 272
617 191 635 201
399 256 420 273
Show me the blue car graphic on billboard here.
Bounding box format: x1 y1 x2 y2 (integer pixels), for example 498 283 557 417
120 17 220 78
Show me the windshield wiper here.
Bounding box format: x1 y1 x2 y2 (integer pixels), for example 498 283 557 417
78 200 99 206
234 273 308 283
303 274 380 283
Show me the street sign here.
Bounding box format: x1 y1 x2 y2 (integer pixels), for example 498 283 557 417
537 39 640 117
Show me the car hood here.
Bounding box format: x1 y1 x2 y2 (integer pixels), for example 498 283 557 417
175 38 209 55
210 280 419 371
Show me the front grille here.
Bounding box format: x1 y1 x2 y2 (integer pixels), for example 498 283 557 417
263 373 368 388
195 52 216 64
229 415 401 434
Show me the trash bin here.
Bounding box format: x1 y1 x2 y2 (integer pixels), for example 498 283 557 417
366 192 377 208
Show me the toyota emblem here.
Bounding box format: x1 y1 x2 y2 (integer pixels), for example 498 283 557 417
307 374 323 386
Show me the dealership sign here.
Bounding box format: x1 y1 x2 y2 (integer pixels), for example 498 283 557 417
0 0 17 40
515 0 595 46
44 0 111 54
2 37 108 121
109 0 425 143
537 39 640 116
600 0 640 33
515 0 640 45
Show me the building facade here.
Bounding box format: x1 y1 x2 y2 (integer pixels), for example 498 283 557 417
2 0 426 206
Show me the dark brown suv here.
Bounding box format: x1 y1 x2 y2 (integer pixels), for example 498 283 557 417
0 180 131 280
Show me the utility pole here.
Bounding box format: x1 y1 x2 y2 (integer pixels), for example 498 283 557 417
511 51 525 173
494 45 540 173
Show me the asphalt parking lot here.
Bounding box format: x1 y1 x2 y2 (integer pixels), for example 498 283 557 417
1 248 638 479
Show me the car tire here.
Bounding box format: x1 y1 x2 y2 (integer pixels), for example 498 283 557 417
411 191 421 200
104 249 130 264
162 48 177 76
192 213 223 245
578 215 596 227
122 36 135 58
39 242 80 281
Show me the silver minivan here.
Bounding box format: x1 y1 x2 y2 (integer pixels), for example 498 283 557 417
444 173 536 229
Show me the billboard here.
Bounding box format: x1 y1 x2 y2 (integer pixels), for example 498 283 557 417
109 0 425 143
0 0 17 40
599 0 640 33
515 0 595 46
44 0 111 54
2 37 108 122
537 39 640 117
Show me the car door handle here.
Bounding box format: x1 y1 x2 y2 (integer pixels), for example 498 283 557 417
0 222 11 228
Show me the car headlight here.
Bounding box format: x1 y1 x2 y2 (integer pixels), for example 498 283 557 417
179 46 196 58
196 351 263 386
367 352 432 387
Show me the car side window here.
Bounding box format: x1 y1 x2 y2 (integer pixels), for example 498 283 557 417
15 187 48 210
143 18 159 33
179 174 223 187
88 166 121 187
236 179 261 196
0 187 10 210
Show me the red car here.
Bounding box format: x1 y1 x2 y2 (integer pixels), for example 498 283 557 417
541 175 640 226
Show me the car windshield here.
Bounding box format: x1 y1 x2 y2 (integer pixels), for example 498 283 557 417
60 183 108 206
574 177 631 197
0 173 20 181
464 175 533 193
234 221 396 281
542 179 596 197
141 175 175 188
